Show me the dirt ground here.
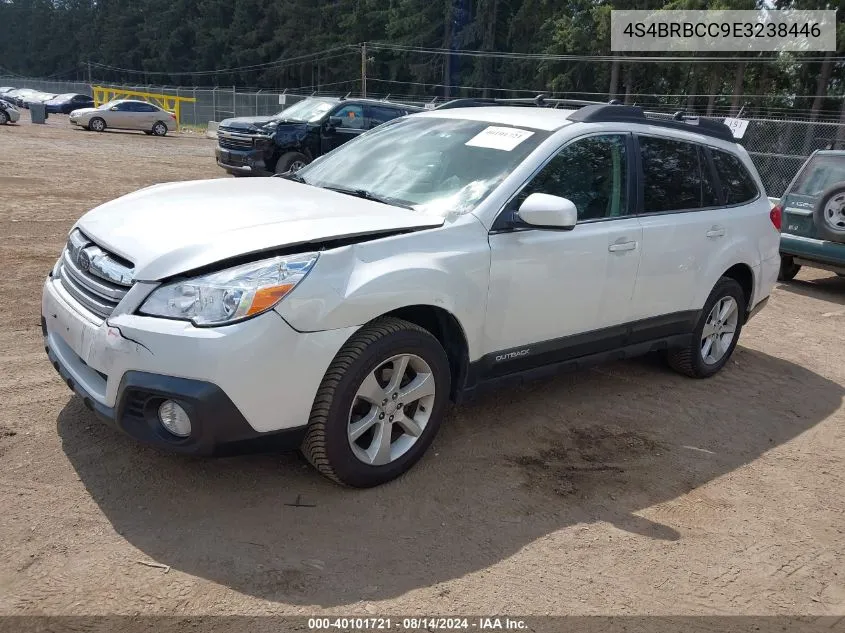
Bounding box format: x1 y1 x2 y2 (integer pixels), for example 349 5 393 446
0 112 843 619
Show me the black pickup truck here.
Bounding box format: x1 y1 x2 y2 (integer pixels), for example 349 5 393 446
215 96 423 176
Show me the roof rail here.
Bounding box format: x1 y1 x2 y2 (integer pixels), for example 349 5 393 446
568 104 735 142
433 93 735 142
435 94 614 111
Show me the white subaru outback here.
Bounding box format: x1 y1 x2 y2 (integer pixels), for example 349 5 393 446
42 102 780 487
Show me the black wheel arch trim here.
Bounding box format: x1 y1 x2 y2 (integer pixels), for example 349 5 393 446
457 310 700 402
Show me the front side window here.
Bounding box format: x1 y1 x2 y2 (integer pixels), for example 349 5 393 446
514 134 629 220
640 137 719 212
297 117 551 216
333 104 365 129
711 149 758 204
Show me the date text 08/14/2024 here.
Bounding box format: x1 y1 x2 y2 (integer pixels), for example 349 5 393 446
307 617 528 630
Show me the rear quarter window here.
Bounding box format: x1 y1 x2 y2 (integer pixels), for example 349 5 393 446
791 155 845 196
711 149 759 204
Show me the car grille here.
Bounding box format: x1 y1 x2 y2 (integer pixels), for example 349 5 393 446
55 230 134 320
217 131 254 151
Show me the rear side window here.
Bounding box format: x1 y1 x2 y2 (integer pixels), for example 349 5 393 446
711 149 759 204
639 137 719 212
368 105 404 125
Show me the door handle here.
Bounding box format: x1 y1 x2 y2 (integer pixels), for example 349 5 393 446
608 241 637 252
706 226 726 238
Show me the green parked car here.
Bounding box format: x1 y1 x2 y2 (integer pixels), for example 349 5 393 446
778 150 845 281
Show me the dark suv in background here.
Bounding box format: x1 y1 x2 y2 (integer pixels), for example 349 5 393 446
777 150 845 280
215 96 422 176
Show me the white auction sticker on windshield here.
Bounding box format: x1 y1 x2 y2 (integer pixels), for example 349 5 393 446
465 126 535 151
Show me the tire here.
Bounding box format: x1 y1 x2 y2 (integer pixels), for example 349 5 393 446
88 117 106 132
301 317 451 488
151 121 168 136
777 255 801 281
275 151 309 175
0 110 8 125
667 277 745 379
813 183 845 243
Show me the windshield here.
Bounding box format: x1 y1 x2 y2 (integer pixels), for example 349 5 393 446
274 98 335 123
97 100 119 110
792 155 845 196
296 116 551 215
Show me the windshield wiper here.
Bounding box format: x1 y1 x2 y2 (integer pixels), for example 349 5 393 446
322 185 413 209
281 171 307 183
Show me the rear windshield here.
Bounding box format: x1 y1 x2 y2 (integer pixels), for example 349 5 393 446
792 155 845 196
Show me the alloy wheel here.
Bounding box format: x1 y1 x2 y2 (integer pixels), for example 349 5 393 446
347 353 436 466
700 296 739 365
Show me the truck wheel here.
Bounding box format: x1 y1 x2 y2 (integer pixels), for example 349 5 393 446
301 317 451 488
275 152 309 175
777 255 801 281
813 184 845 243
666 277 745 379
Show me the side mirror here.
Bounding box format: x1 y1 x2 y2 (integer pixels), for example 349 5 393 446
109 106 118 111
517 193 578 230
327 116 343 128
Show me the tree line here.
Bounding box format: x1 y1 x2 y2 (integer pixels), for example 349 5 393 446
0 0 844 119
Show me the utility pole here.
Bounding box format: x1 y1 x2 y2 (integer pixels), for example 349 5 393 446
87 61 92 86
361 42 367 98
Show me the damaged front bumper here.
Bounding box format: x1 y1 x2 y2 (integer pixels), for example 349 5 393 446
41 274 354 455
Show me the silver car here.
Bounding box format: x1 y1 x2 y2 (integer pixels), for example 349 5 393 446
0 101 20 125
69 99 177 136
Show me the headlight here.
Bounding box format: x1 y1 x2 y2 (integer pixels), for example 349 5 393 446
139 252 318 326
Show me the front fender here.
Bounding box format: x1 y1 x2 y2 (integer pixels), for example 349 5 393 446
276 217 491 361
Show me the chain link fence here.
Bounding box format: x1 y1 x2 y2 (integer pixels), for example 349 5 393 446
3 75 844 197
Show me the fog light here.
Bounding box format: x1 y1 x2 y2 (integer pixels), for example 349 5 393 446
158 400 191 437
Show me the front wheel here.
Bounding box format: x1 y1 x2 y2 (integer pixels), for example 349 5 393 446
301 317 451 487
275 151 309 175
0 110 8 125
88 117 106 132
667 277 745 378
778 255 801 281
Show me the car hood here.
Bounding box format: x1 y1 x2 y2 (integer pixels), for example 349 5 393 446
219 116 280 132
69 107 98 116
74 177 444 281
